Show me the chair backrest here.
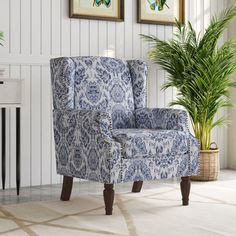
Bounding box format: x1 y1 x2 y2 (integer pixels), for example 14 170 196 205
50 56 147 128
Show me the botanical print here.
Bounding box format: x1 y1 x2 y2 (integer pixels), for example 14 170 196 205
144 0 176 19
93 0 112 8
138 0 183 25
79 0 114 11
70 0 123 21
147 0 169 11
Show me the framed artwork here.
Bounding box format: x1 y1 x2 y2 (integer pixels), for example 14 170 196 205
137 0 185 25
69 0 124 22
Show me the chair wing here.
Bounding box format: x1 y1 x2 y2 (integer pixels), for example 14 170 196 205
127 60 148 109
50 57 75 109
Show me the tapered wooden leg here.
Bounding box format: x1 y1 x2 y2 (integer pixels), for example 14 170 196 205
60 176 73 201
132 181 143 193
103 184 114 215
180 176 191 206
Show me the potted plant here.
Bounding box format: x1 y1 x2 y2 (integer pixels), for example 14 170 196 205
142 7 236 181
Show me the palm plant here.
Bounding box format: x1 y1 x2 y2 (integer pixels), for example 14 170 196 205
142 7 236 150
0 31 3 46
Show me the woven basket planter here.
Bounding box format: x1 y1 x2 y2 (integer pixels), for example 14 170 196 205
191 148 220 181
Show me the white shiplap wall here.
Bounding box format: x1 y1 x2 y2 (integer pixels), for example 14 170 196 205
228 0 236 169
0 0 228 188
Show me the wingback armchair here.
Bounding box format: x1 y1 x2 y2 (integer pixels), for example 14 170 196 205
50 56 199 215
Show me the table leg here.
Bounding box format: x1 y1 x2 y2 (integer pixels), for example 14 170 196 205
16 108 20 195
1 108 6 190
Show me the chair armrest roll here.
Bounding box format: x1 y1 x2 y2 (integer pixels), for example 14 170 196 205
135 108 189 132
53 109 113 143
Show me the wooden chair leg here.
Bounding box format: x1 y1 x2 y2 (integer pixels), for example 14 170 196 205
103 184 114 215
61 176 73 201
132 181 143 193
180 176 191 206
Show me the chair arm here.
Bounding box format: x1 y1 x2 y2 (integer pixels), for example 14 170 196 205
53 109 114 143
53 109 122 183
135 108 189 132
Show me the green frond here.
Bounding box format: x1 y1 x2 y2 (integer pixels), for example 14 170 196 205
212 116 229 128
0 31 4 46
198 6 236 55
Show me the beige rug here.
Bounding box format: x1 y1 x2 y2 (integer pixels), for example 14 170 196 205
1 177 236 236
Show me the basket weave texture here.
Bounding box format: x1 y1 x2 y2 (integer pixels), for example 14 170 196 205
191 149 219 181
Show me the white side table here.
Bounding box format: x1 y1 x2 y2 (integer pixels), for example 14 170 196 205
0 79 23 195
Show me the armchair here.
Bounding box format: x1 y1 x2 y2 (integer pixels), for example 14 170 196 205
50 56 199 215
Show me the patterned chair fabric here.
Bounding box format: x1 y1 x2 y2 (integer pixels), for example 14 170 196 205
51 57 147 128
51 56 199 184
112 129 189 159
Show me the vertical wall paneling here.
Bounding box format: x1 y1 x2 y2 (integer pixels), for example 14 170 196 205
41 0 51 55
80 20 90 56
211 0 221 167
51 0 61 55
140 24 149 59
163 26 173 107
204 0 211 30
61 0 71 56
140 23 150 106
20 66 31 187
156 26 165 108
21 0 31 55
90 21 99 56
98 21 107 56
217 0 228 168
124 0 133 58
70 19 80 56
115 21 124 58
148 25 157 108
222 0 228 168
31 0 41 55
0 0 229 188
31 66 41 185
107 22 116 57
196 0 204 36
132 0 141 59
186 0 192 28
228 0 236 169
10 0 21 54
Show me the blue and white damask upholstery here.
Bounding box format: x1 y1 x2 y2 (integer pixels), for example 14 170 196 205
135 108 189 132
50 56 199 184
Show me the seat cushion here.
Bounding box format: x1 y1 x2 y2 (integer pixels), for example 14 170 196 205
112 129 189 159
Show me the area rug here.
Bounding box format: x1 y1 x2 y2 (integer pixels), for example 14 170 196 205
1 177 236 236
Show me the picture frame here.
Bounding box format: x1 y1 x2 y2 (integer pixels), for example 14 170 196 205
137 0 185 25
69 0 124 22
